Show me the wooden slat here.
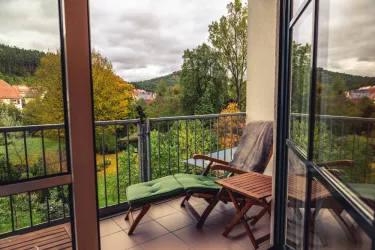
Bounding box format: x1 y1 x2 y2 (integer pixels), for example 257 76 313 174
0 224 72 250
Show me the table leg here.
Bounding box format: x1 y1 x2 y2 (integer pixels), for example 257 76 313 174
223 189 259 249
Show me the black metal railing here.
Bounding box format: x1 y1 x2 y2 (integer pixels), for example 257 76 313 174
0 113 246 237
290 113 375 184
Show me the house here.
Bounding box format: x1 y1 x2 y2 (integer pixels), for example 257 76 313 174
13 85 37 104
347 86 375 103
0 80 22 109
132 89 155 104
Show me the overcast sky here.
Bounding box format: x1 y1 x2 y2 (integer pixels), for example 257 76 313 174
0 0 374 81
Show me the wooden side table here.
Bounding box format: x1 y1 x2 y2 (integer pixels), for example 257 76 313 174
215 172 273 249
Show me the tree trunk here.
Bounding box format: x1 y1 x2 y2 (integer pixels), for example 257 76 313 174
236 78 241 110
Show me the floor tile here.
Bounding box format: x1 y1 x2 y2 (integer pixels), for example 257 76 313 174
140 233 191 250
100 231 137 250
112 212 153 230
173 224 222 247
147 203 179 219
192 235 245 250
245 205 264 217
124 220 169 245
156 211 195 232
181 203 221 219
100 218 122 237
214 201 235 212
226 224 270 250
167 196 202 210
205 208 237 228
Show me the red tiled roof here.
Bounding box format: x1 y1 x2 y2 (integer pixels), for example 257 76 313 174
0 80 20 99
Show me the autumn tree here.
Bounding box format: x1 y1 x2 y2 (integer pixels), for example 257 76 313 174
180 43 228 115
208 0 247 110
23 51 134 125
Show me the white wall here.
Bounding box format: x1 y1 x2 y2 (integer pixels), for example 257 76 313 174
247 0 280 245
246 0 279 122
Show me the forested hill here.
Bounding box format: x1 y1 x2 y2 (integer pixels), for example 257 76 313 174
317 67 375 90
131 71 181 92
0 44 46 85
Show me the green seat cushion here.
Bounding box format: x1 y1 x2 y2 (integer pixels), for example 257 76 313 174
126 175 184 206
174 173 221 194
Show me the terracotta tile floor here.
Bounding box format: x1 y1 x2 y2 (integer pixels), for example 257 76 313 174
100 197 271 250
0 196 370 250
100 197 372 250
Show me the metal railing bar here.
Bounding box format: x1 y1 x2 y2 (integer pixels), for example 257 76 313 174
230 116 233 158
177 121 180 173
4 132 10 181
28 192 33 226
24 131 29 178
46 188 50 223
101 126 107 207
202 119 204 170
210 118 212 157
167 121 170 175
58 129 62 173
185 120 188 173
291 113 375 122
41 130 47 176
148 113 246 122
127 124 131 185
115 125 120 204
158 122 161 178
217 117 219 158
62 185 66 218
351 123 356 181
194 119 197 172
224 117 227 162
364 123 370 183
10 195 14 231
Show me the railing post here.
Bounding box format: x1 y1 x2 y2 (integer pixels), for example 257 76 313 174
146 119 152 181
137 122 149 182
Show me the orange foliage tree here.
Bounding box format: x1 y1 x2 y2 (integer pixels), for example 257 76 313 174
217 103 245 149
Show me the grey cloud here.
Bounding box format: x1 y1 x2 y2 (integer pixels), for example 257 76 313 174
317 0 375 77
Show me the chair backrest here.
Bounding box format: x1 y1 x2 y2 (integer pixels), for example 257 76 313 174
228 121 273 173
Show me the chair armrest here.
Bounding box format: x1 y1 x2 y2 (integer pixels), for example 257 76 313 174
192 154 229 166
211 163 247 175
317 160 354 168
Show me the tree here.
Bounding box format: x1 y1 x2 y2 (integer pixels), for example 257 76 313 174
23 51 134 125
208 0 247 109
180 43 228 115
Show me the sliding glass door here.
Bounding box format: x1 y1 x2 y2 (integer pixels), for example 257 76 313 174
279 0 375 249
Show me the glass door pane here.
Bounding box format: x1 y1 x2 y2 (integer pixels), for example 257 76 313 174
311 0 375 248
289 3 313 155
0 0 74 247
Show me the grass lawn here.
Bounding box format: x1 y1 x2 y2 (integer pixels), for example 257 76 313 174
0 137 66 166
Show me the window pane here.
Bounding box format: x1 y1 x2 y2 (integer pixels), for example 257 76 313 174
289 3 313 154
313 0 375 225
291 0 305 18
309 177 372 250
286 149 307 249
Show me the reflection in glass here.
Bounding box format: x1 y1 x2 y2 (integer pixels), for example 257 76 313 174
291 0 305 18
309 177 372 250
286 149 307 249
313 0 375 218
289 3 312 154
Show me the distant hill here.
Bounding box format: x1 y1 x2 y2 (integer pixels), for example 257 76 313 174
0 44 46 85
131 71 181 92
317 68 375 90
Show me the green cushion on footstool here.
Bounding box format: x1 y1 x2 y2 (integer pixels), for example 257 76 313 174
174 173 221 194
126 175 184 207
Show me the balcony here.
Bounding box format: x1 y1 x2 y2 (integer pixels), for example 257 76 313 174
0 113 373 250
